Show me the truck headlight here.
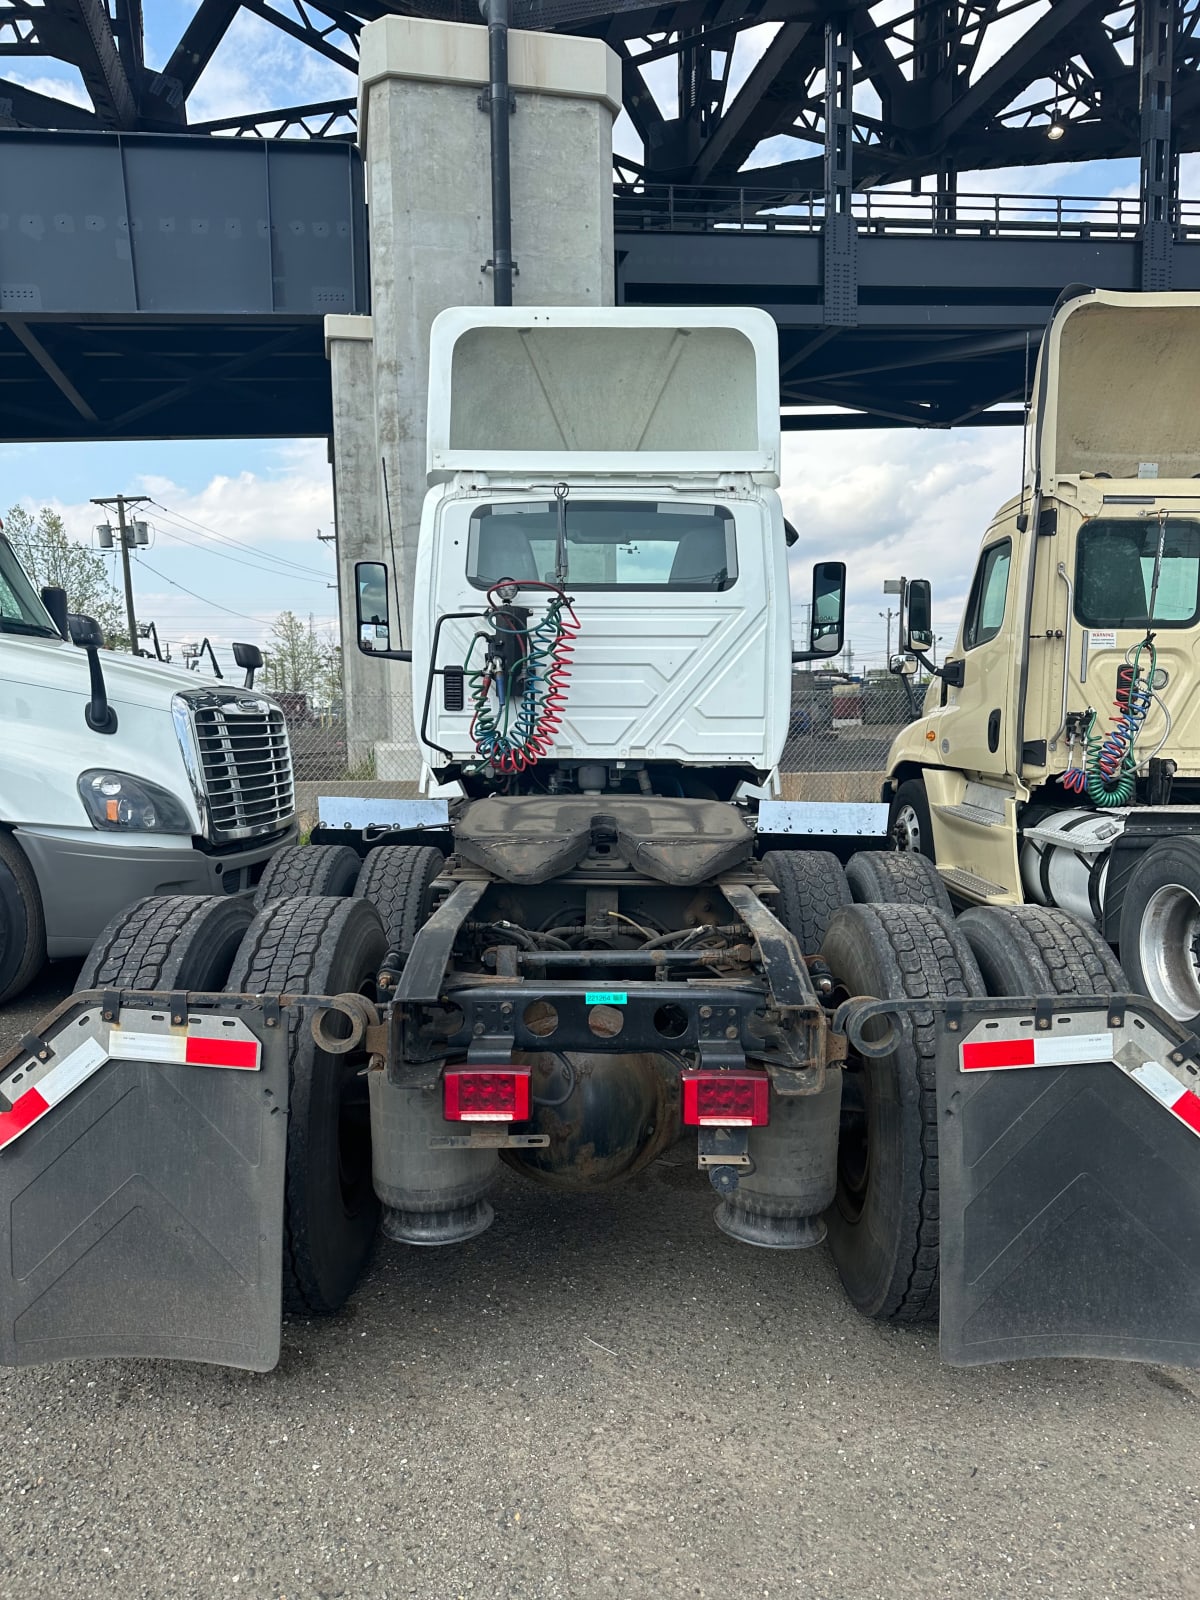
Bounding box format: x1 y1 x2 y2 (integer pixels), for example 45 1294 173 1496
77 770 193 833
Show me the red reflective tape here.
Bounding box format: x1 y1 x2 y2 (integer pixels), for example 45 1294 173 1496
961 1037 1036 1071
1171 1089 1200 1134
184 1036 259 1070
0 1086 50 1147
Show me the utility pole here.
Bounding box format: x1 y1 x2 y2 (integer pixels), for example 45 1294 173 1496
879 608 895 663
92 494 150 652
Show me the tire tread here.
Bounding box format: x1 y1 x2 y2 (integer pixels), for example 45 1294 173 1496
252 845 361 910
761 850 851 954
227 895 385 1314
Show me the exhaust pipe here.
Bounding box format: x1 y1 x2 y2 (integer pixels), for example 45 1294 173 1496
482 0 514 306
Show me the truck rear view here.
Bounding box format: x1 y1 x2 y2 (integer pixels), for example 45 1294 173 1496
3 304 1200 1376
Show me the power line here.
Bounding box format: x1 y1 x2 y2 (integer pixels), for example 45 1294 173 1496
148 510 330 586
148 498 331 579
133 554 265 624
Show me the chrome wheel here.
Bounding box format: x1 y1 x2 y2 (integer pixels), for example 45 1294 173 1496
893 802 922 854
1137 882 1200 1022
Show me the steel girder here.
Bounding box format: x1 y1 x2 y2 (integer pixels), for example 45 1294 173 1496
0 0 1195 208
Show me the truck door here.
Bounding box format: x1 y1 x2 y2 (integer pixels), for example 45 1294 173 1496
936 535 1017 780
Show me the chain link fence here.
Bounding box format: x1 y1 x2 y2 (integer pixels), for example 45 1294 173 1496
282 672 930 830
777 672 929 804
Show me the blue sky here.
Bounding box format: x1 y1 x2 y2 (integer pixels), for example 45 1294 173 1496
7 8 1195 669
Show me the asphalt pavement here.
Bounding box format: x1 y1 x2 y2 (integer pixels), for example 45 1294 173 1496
1 974 1198 1600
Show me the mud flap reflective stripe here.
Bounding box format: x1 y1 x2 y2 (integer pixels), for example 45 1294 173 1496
0 997 285 1372
938 1001 1200 1368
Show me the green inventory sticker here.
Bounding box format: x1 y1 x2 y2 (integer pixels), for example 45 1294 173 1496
585 991 627 1006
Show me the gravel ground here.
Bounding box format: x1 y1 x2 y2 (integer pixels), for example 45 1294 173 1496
1 976 1199 1600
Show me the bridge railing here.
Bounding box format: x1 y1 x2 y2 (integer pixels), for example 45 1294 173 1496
613 183 1200 241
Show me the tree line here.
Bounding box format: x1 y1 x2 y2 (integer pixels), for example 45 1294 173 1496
4 505 343 710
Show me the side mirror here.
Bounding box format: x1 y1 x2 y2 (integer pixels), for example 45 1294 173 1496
793 561 846 661
41 586 69 639
68 613 104 650
67 614 117 734
890 653 918 677
902 579 934 653
355 560 411 662
233 641 263 689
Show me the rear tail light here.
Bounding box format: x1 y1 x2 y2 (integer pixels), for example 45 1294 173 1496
680 1070 770 1127
443 1067 531 1123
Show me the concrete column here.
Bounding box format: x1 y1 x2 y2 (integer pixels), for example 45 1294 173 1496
329 16 619 778
327 313 408 774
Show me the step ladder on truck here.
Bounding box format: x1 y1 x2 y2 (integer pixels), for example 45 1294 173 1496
2 304 1199 1374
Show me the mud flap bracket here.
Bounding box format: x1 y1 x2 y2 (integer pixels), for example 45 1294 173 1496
934 996 1200 1368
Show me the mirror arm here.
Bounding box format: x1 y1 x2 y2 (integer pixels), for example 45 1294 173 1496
83 648 118 735
911 648 964 688
355 638 412 662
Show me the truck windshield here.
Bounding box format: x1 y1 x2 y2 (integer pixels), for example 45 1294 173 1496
1075 518 1200 629
0 538 61 638
466 501 737 591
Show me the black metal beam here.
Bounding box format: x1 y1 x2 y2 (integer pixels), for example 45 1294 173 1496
691 19 817 183
6 318 98 421
35 0 138 127
159 0 243 102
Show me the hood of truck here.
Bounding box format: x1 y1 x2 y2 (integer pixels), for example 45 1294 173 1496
425 306 781 486
1029 289 1200 484
0 634 230 711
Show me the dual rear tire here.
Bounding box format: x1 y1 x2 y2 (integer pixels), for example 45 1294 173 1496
75 844 446 1317
816 897 1120 1324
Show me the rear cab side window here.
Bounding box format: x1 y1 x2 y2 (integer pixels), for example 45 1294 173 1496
962 539 1012 651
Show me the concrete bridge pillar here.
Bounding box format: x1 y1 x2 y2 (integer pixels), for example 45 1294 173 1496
328 15 620 781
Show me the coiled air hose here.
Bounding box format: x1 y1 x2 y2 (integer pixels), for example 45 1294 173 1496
1070 638 1158 808
466 580 579 774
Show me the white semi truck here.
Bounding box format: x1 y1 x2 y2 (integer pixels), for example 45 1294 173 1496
885 288 1200 1031
0 534 296 1000
1 305 1198 1375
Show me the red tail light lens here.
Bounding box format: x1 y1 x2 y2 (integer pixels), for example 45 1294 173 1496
680 1071 769 1127
443 1068 531 1123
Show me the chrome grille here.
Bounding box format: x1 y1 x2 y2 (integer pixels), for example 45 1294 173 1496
178 690 295 841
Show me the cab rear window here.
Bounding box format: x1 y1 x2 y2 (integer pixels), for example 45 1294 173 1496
467 501 737 591
1075 518 1200 629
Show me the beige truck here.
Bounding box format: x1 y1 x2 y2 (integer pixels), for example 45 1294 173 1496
885 287 1200 1028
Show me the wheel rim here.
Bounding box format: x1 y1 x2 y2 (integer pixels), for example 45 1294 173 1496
893 802 922 854
1137 883 1200 1021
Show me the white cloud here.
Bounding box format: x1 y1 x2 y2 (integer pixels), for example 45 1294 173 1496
188 9 354 124
4 67 91 111
783 424 1022 665
12 443 337 659
44 439 333 551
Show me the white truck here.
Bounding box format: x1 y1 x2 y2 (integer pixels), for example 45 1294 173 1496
2 305 1199 1376
885 288 1200 1031
0 533 296 1000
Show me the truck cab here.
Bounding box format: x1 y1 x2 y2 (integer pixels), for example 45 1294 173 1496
357 306 842 799
886 288 1200 1025
0 537 296 1000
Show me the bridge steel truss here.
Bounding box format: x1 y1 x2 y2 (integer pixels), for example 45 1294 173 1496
0 0 1198 435
2 0 1197 189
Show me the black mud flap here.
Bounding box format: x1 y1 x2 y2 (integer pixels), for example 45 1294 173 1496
0 994 287 1371
934 998 1200 1367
